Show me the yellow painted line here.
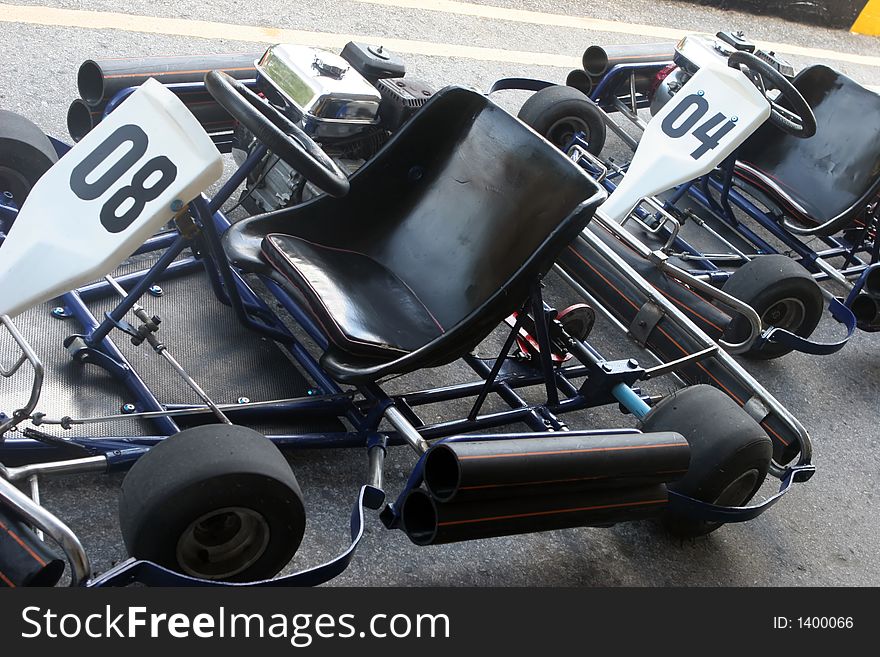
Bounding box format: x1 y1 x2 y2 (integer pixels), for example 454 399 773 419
852 0 880 36
355 0 880 69
0 3 579 68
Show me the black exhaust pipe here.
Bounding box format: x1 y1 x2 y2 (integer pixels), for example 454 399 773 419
850 267 880 332
180 98 236 134
863 265 880 297
423 430 689 503
0 508 65 587
582 43 675 77
401 484 668 545
77 53 260 106
66 98 102 142
565 69 594 96
68 90 235 141
557 225 802 464
851 293 880 332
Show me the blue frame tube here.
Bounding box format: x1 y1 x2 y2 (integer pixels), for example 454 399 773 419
589 62 668 109
12 138 661 461
75 257 200 302
133 231 180 255
695 173 875 280
86 235 191 345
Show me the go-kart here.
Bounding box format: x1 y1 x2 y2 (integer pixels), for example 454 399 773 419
0 42 813 587
497 31 871 360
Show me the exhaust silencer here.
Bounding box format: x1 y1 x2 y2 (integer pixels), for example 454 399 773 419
0 508 65 587
400 430 689 546
850 266 880 331
401 484 668 546
77 53 260 106
565 69 594 95
68 90 234 141
863 265 880 297
66 98 102 143
851 293 880 332
582 43 676 77
423 430 689 503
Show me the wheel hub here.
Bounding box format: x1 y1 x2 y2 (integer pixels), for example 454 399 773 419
176 506 270 580
546 117 589 149
0 165 31 205
762 297 806 331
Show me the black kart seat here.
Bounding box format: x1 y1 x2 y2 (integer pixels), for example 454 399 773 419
224 86 605 384
262 234 445 357
734 65 880 236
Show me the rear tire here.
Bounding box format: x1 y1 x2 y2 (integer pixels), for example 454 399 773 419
119 424 306 582
0 110 58 206
640 385 772 538
517 85 606 155
721 255 823 360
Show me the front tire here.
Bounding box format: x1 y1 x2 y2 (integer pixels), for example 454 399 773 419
0 110 58 205
517 85 606 155
721 255 824 360
640 385 772 538
119 424 306 582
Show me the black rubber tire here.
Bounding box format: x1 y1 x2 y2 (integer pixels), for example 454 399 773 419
640 385 772 538
517 85 606 155
721 255 824 360
0 109 58 205
119 424 306 582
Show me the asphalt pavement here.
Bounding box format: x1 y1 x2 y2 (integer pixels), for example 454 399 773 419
0 0 879 586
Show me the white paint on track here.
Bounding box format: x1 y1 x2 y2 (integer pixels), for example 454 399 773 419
0 3 579 67
0 1 877 88
354 0 880 69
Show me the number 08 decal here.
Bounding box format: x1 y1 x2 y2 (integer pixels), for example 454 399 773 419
660 93 737 160
69 124 178 234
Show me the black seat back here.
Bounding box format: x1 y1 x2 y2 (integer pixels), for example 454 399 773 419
736 65 880 231
225 86 604 380
280 87 600 326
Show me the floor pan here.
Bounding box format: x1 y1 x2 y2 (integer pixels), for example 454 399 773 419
0 245 344 439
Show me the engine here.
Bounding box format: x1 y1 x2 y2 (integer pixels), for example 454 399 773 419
232 42 435 212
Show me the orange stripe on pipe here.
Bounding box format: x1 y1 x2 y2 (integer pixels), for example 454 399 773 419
458 470 688 491
438 497 667 526
102 66 254 79
457 442 688 461
0 569 15 587
0 519 47 567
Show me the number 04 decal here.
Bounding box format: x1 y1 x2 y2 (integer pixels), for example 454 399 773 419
69 124 178 234
660 93 737 160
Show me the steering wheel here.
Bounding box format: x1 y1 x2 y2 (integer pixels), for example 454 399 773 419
728 51 816 139
204 70 350 197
